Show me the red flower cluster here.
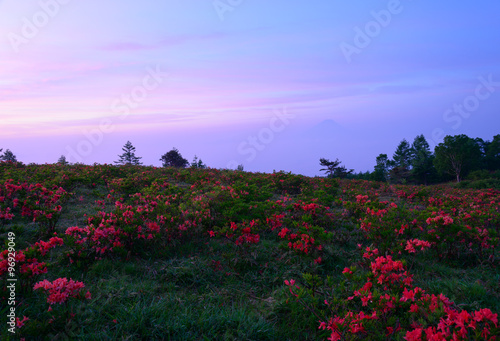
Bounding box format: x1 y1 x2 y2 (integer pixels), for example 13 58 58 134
314 254 499 340
405 239 431 253
224 220 261 245
34 278 91 305
33 237 64 256
405 307 498 340
1 237 64 292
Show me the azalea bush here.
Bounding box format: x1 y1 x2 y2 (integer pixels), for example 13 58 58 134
285 248 499 340
23 278 92 338
22 184 70 235
0 236 64 296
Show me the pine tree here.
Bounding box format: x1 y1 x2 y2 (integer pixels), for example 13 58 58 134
115 141 143 165
392 139 412 169
319 158 354 178
389 139 413 183
190 155 207 169
57 155 69 165
410 135 435 185
372 154 390 182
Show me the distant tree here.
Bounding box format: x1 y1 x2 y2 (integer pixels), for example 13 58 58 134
434 135 482 182
389 139 413 183
160 148 188 168
334 165 355 178
236 164 244 171
320 158 341 177
346 171 371 180
473 137 489 170
410 135 435 185
359 171 372 180
372 154 390 182
392 139 412 169
475 137 489 156
389 166 411 184
115 141 142 165
190 155 207 169
319 158 354 178
57 155 69 165
485 134 500 170
1 149 17 162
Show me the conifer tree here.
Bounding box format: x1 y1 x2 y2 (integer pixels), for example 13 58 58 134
410 135 435 185
319 158 354 178
58 155 69 165
190 155 207 169
115 141 143 165
392 139 412 169
372 154 390 182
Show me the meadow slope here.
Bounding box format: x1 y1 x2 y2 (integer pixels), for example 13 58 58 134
1 163 499 340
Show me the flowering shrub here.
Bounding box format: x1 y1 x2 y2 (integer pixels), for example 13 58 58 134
0 236 64 295
23 278 92 338
64 188 214 266
404 239 431 253
34 278 91 305
22 184 70 234
285 248 499 340
210 220 262 264
0 179 27 223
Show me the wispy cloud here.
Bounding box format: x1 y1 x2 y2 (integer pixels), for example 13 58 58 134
100 32 227 51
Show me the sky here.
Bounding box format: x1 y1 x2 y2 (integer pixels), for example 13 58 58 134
1 0 500 176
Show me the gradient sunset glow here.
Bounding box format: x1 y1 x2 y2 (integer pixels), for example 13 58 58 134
1 0 499 175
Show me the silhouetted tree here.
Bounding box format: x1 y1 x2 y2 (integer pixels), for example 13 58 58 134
372 154 390 182
410 135 435 185
160 148 188 168
1 149 17 162
319 158 353 178
190 155 207 169
115 141 142 165
389 166 411 184
392 139 412 169
236 164 244 171
434 135 482 182
389 139 413 183
57 155 69 165
485 134 500 170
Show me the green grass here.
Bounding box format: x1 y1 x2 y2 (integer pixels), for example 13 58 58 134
1 166 498 340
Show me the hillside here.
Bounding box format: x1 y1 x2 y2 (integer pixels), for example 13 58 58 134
1 163 499 340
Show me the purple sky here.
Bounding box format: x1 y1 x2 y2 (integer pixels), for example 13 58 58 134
1 0 500 176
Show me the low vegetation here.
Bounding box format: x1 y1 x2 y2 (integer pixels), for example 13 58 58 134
0 162 498 340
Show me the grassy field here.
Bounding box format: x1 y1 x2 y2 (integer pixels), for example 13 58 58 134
0 163 498 340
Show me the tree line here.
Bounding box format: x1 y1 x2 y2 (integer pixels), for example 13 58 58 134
320 133 500 185
2 133 499 186
1 142 208 170
113 141 208 169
